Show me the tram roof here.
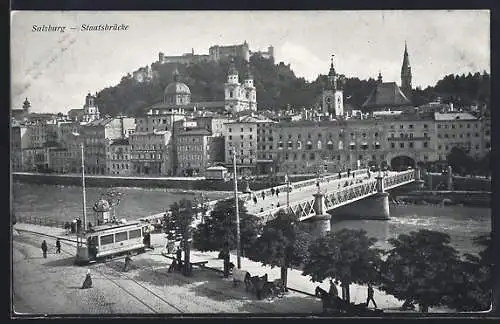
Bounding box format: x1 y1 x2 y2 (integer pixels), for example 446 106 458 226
86 220 144 233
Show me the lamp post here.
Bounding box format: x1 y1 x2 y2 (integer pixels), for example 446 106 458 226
232 148 242 270
80 142 87 232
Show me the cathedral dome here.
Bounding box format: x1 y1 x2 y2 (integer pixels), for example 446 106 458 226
164 82 191 95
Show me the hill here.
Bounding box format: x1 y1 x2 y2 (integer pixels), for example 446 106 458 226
94 56 490 117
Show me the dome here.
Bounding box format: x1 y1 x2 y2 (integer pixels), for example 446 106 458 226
93 199 110 212
164 82 191 95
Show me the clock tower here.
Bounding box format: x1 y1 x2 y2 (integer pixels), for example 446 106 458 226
322 55 344 118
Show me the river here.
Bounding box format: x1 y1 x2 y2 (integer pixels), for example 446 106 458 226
13 182 491 256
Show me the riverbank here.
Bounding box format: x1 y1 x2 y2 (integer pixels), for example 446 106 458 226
394 190 491 208
13 223 458 315
12 172 316 191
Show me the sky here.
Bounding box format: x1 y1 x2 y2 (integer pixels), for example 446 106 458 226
11 10 490 113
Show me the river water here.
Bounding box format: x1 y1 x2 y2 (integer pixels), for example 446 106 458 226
13 182 491 256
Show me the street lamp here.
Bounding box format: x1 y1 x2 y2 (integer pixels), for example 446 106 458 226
232 148 242 270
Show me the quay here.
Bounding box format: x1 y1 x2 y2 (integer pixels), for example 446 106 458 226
12 222 454 315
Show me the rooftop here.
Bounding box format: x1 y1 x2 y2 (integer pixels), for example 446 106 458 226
434 112 478 121
84 117 114 127
362 82 412 109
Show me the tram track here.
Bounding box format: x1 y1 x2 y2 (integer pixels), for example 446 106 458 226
13 229 273 313
14 229 182 313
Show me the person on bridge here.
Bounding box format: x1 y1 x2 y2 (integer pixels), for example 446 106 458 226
352 172 355 178
366 283 377 308
261 191 266 201
55 238 61 254
276 188 280 197
338 171 342 179
347 169 351 177
41 240 48 258
271 188 276 196
253 196 257 204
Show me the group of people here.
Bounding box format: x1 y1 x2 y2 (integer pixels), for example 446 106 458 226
40 239 61 258
329 280 377 308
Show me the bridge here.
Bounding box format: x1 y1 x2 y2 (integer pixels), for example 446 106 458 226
240 168 418 223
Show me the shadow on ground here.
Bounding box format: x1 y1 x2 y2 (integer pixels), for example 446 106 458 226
42 255 77 267
236 293 322 313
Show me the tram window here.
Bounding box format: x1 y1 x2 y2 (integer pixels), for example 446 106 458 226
129 229 141 239
100 234 114 245
115 232 128 242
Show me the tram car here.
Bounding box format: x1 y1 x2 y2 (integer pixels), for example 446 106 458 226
74 220 153 265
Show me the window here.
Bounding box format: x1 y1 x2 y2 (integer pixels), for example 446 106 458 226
309 153 315 161
423 142 428 148
240 135 244 139
100 234 114 245
241 128 244 132
400 125 404 129
409 124 414 129
424 124 428 129
409 142 414 148
249 128 252 132
115 231 128 242
249 135 253 139
229 135 232 140
400 143 404 148
229 128 232 132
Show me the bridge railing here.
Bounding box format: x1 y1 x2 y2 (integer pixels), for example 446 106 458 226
383 169 415 189
240 168 368 203
16 215 68 229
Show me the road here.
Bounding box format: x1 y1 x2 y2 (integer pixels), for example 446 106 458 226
244 171 398 216
12 229 322 315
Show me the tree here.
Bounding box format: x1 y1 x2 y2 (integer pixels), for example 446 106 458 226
247 210 312 290
442 234 492 311
447 147 474 175
302 228 382 303
167 199 196 276
192 198 262 276
378 230 462 312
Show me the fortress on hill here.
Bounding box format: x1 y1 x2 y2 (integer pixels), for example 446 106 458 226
157 41 274 65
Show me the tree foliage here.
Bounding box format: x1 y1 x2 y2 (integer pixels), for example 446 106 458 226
446 147 490 176
302 228 382 303
247 210 312 288
192 198 262 255
378 230 462 312
442 234 492 311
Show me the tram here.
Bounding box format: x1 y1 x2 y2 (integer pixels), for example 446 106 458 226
75 220 152 265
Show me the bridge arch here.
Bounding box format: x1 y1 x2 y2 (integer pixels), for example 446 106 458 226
390 155 416 171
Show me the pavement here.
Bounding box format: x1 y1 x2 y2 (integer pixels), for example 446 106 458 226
12 223 456 315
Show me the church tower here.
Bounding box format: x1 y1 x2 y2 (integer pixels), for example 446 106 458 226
83 92 100 123
225 58 242 113
401 42 412 101
22 97 31 113
322 55 344 118
243 63 257 111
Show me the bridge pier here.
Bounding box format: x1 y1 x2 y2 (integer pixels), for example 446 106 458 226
308 191 331 237
413 167 425 190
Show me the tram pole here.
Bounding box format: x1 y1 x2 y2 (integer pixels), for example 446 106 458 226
81 143 87 232
233 148 241 270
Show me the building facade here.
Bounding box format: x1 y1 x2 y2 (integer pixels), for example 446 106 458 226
129 130 173 176
107 139 132 175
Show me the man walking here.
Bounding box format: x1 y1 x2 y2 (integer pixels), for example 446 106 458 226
41 240 48 258
366 283 377 308
123 254 132 272
55 238 61 254
329 279 338 297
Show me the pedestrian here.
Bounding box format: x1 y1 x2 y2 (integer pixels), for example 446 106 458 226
253 196 257 205
276 188 280 197
352 172 355 178
271 188 276 196
338 171 341 179
123 254 132 272
81 269 93 289
366 283 377 308
347 169 351 177
261 191 265 201
41 240 48 258
176 247 182 264
316 181 320 188
55 238 61 254
367 170 371 179
277 202 280 208
329 279 338 297
260 207 264 213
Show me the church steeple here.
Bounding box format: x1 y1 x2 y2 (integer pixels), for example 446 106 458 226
327 54 337 90
22 97 31 112
377 71 383 84
401 41 412 100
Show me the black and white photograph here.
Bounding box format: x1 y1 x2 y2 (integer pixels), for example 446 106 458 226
10 10 493 316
